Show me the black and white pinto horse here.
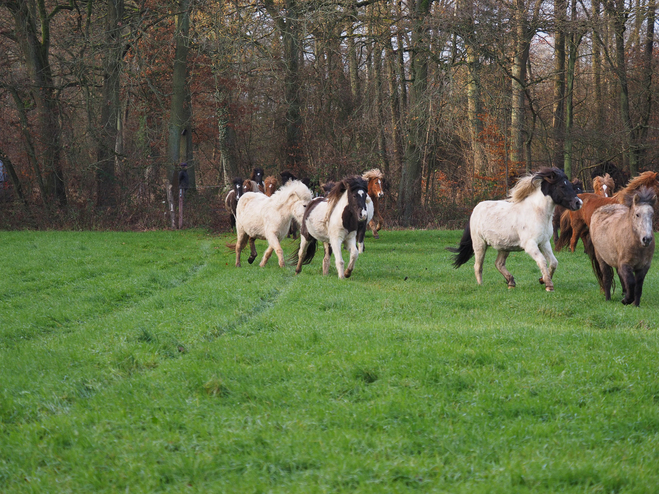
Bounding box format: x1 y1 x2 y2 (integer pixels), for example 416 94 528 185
234 180 312 268
294 176 369 279
224 177 244 230
448 167 583 291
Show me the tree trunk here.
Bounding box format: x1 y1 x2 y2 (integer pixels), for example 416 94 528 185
398 0 431 226
592 0 604 146
552 0 566 168
6 0 67 206
97 0 124 208
510 0 529 169
635 0 655 168
563 0 583 179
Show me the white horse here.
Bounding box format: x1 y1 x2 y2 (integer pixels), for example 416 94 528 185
448 168 583 291
234 180 312 268
294 176 369 279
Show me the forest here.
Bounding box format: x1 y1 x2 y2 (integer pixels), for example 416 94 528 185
0 0 657 229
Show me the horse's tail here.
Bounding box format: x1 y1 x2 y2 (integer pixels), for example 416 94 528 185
446 220 474 268
226 242 236 251
555 210 572 251
288 238 317 266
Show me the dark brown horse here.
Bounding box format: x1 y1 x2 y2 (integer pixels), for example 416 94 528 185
556 171 659 253
552 178 584 244
362 168 385 239
224 177 244 231
589 187 656 306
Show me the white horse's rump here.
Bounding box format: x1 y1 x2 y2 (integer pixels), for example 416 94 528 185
235 180 312 268
448 168 582 291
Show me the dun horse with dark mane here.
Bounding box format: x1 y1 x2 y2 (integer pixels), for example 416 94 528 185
588 187 656 306
556 171 659 253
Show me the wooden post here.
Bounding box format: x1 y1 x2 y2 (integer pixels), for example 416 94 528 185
178 188 183 229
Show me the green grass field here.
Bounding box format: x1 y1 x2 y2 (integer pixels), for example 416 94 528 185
1 229 658 493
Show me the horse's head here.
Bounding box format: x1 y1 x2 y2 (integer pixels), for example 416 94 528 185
628 187 656 247
593 174 614 197
232 177 244 199
347 176 369 222
571 178 584 194
263 176 278 197
538 168 583 211
242 179 253 194
251 167 264 185
363 169 385 199
280 170 297 185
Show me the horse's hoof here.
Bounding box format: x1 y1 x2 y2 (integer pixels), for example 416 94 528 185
344 270 352 278
373 232 380 239
248 255 256 264
546 286 554 292
507 285 515 289
539 277 545 285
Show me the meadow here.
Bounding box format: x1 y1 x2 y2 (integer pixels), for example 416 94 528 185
1 229 658 493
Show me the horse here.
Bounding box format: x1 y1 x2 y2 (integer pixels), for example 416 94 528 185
556 171 659 253
588 187 656 306
590 162 629 192
552 178 584 244
224 177 244 231
293 176 369 279
593 173 615 197
263 175 278 197
357 195 374 253
233 180 312 268
362 168 385 239
251 167 265 192
447 167 582 291
242 178 261 194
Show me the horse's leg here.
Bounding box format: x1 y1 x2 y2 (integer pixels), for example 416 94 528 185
330 237 346 279
599 257 613 300
473 240 487 285
295 237 309 274
261 234 285 268
632 266 650 306
322 242 332 276
248 237 258 264
539 240 559 281
569 221 582 253
235 228 248 267
524 242 554 291
494 250 515 288
618 264 636 305
344 237 359 278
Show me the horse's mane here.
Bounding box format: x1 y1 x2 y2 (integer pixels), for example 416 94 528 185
619 171 659 196
621 185 657 208
325 176 367 219
362 168 383 181
268 179 311 208
508 167 566 203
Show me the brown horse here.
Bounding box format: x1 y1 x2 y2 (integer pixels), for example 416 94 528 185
593 173 615 197
556 171 659 253
552 178 584 243
362 168 385 238
263 175 278 197
589 187 656 306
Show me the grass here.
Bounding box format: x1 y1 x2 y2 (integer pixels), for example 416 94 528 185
1 229 658 493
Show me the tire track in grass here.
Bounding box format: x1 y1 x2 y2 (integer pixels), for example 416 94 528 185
0 268 294 427
0 259 210 348
204 274 294 340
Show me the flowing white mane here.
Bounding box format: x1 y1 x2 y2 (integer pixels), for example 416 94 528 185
508 174 541 204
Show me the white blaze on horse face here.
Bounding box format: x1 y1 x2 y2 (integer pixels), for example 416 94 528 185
602 184 608 197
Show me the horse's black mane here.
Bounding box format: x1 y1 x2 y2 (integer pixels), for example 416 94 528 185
280 170 297 184
325 175 367 203
534 167 567 184
623 186 657 208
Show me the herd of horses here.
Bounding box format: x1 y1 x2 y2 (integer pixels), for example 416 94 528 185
224 166 658 307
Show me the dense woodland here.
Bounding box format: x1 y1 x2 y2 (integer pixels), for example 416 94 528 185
1 0 658 229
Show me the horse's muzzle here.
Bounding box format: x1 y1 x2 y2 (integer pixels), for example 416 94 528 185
378 192 384 198
569 197 583 211
360 209 368 221
642 235 653 247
